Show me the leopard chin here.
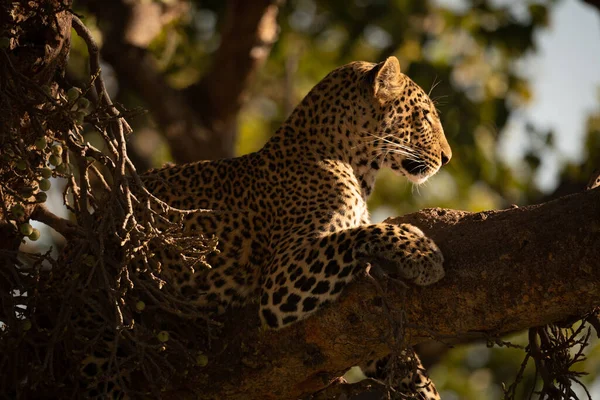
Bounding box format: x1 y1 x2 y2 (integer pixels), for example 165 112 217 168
394 159 440 185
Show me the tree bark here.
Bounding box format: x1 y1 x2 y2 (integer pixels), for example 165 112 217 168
0 0 72 253
163 187 600 400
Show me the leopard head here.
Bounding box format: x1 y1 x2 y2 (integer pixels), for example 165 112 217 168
358 57 452 184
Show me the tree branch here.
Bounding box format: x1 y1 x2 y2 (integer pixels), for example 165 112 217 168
183 0 283 160
164 188 600 400
189 0 282 124
0 0 72 253
85 0 283 163
30 204 82 239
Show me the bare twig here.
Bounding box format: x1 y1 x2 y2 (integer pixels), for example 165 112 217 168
30 204 83 238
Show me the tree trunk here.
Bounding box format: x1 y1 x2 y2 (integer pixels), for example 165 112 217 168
83 0 283 163
0 0 72 253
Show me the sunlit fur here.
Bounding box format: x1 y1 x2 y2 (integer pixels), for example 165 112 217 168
78 57 452 400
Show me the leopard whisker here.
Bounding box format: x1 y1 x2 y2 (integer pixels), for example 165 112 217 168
367 149 394 166
366 133 415 150
358 133 398 147
373 138 423 157
379 147 421 162
363 133 431 165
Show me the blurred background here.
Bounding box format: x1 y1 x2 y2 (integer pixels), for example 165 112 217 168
37 0 600 398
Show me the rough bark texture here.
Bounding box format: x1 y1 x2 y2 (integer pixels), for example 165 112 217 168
163 187 600 400
0 0 72 252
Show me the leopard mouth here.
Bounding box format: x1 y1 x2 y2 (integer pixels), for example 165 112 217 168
401 159 428 176
399 158 438 184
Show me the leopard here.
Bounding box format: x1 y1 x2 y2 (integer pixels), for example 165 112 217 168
82 56 451 399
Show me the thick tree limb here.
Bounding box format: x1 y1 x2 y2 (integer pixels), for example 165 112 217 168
85 0 282 163
164 188 600 400
187 0 283 140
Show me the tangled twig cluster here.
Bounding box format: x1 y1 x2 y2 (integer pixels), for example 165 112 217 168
0 6 217 398
502 311 599 400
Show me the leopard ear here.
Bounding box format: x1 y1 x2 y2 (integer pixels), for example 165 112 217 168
367 57 402 98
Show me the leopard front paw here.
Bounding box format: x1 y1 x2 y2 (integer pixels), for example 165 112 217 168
396 224 444 286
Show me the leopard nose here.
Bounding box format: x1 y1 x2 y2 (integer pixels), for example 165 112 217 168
441 151 451 166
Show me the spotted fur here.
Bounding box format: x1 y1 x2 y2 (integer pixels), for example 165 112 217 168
363 349 440 400
145 57 450 328
84 57 451 399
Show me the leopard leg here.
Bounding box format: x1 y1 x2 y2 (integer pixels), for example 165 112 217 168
166 209 273 311
259 222 444 329
362 349 441 400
